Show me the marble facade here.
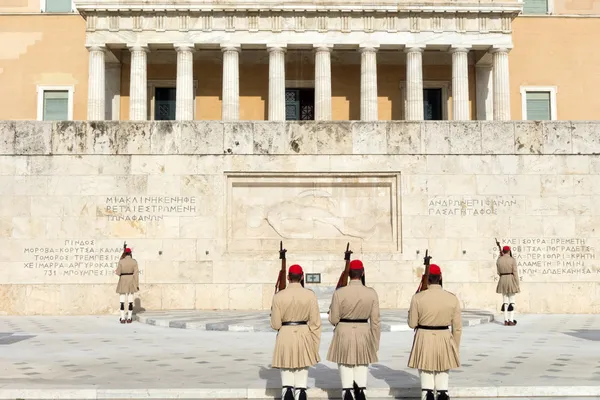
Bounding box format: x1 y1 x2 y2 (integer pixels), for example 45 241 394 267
76 0 521 121
1 120 600 315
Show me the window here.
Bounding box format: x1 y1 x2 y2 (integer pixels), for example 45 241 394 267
41 0 73 12
520 86 557 120
523 0 549 14
285 88 315 121
37 85 74 121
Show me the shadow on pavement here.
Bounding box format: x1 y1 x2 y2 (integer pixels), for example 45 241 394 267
563 329 600 341
370 363 420 399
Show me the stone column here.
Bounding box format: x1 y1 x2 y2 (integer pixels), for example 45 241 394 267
476 64 494 120
314 45 332 121
128 44 149 121
267 45 286 121
405 45 424 121
492 47 511 120
174 43 195 121
87 45 106 120
359 45 378 121
451 46 470 120
221 44 241 121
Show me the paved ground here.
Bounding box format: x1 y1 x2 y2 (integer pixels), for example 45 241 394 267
0 314 599 399
134 309 494 332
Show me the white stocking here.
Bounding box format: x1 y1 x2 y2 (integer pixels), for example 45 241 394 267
119 294 126 320
434 371 449 392
353 365 368 388
339 364 354 399
127 293 134 319
508 293 516 321
502 294 509 321
294 368 309 389
419 370 434 400
281 369 294 398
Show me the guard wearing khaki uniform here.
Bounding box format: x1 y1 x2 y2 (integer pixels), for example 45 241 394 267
114 247 139 324
327 259 381 400
271 264 322 400
496 245 520 326
408 264 462 400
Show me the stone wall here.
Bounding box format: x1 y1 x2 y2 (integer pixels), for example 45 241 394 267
1 120 599 315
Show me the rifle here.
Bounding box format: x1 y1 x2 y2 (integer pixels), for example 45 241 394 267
120 241 128 260
274 241 287 294
416 250 432 293
335 243 353 289
495 238 513 257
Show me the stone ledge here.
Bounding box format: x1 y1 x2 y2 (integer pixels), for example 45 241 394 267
0 120 597 156
1 386 599 399
134 309 494 332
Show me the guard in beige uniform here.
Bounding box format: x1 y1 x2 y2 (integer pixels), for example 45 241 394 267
408 264 462 400
496 245 520 326
271 264 322 400
327 260 381 400
114 247 139 324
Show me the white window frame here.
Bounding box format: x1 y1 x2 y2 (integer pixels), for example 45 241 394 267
520 85 558 121
36 85 75 121
521 0 555 15
40 0 76 13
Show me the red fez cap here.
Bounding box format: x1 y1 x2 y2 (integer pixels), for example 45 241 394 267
289 264 303 275
503 246 510 252
429 264 441 275
125 248 132 253
349 259 364 270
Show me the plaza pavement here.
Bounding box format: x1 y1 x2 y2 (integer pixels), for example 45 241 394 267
0 313 599 399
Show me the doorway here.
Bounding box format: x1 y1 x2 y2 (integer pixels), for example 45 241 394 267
155 87 176 120
285 88 315 120
423 88 443 120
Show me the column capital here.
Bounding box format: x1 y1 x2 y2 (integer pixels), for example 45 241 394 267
450 45 472 53
127 44 149 53
267 44 287 53
358 44 379 53
490 45 512 54
313 44 334 53
404 45 426 53
174 43 196 53
86 44 107 52
221 44 241 53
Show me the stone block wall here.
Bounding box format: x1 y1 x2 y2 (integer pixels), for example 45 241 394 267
0 120 599 315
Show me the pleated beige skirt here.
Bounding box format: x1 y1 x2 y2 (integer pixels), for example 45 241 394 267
327 323 378 365
496 275 520 294
407 329 460 371
116 276 138 294
272 325 320 369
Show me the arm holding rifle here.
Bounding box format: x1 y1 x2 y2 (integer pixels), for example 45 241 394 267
416 250 432 293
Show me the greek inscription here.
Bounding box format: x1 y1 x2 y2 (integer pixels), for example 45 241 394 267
491 237 597 279
22 240 143 280
102 196 197 221
428 196 519 216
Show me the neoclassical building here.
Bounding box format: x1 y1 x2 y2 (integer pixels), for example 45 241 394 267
1 0 597 121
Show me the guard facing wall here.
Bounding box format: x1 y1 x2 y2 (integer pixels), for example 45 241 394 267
0 120 598 315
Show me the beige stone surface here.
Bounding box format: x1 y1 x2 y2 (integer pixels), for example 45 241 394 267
1 121 600 315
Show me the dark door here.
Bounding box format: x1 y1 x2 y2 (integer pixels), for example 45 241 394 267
285 88 315 121
155 87 177 120
423 88 443 120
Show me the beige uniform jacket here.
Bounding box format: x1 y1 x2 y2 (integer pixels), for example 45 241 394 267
326 280 381 365
496 254 521 294
407 284 462 371
270 282 322 369
115 256 139 294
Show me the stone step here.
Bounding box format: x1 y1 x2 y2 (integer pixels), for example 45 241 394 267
134 309 494 332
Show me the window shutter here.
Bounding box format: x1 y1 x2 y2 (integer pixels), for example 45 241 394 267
43 91 69 121
526 91 551 120
45 0 72 12
523 0 548 14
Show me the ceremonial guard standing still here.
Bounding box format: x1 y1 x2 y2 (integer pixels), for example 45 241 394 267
408 264 462 400
327 260 381 400
270 264 322 400
496 245 521 326
114 247 139 324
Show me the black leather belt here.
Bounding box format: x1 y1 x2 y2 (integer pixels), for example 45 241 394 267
120 273 133 276
340 319 369 323
282 321 307 326
417 325 448 330
499 273 513 276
